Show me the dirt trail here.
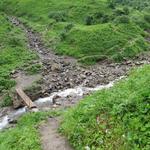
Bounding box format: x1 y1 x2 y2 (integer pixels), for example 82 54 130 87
39 117 73 150
14 72 41 89
6 16 150 150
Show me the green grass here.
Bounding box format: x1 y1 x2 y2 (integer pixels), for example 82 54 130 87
0 111 60 150
0 94 12 107
0 13 37 104
61 65 150 150
24 63 42 75
0 1 149 149
0 0 149 64
57 23 149 64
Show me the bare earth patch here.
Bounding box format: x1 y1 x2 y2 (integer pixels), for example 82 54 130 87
39 117 73 150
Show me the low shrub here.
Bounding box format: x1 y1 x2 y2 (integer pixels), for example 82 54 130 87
25 64 42 75
0 94 12 107
144 14 150 23
115 15 130 23
48 11 67 22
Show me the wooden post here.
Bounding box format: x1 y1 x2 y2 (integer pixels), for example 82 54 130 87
16 88 37 109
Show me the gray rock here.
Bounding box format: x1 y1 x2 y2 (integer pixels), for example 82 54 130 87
51 63 61 72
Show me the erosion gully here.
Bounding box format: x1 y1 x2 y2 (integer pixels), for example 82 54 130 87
0 16 150 132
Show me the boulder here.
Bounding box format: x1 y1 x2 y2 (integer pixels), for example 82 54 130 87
51 63 61 72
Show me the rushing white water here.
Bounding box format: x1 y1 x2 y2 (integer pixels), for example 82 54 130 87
35 87 84 104
0 116 9 130
36 76 124 104
11 107 27 117
0 76 124 130
0 107 27 130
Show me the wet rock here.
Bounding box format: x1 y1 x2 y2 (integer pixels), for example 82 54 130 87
31 108 39 112
135 61 143 65
8 118 17 124
10 70 17 75
62 61 70 66
84 71 92 76
52 104 59 108
80 74 86 79
55 102 61 106
51 63 61 72
13 95 24 109
52 95 61 104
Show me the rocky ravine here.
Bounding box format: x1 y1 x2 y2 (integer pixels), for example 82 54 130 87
0 16 149 150
8 17 150 107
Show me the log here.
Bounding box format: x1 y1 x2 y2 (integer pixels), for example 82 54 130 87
16 88 37 109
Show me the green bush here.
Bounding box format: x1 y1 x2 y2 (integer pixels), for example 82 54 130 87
48 11 67 22
64 23 74 31
85 12 110 25
144 14 150 23
59 23 74 41
115 8 126 16
85 15 94 25
0 94 12 107
115 15 130 23
108 0 116 9
123 7 130 15
25 64 42 75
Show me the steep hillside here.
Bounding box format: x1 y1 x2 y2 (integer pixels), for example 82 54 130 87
0 13 36 106
0 0 149 64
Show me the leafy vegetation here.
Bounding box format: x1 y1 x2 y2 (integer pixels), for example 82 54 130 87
0 94 12 107
24 63 42 75
61 65 150 149
0 111 60 150
0 14 36 93
0 1 150 149
0 0 149 64
57 23 148 63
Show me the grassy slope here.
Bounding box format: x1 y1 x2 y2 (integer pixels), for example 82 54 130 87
57 23 148 64
0 1 149 149
61 65 150 150
0 111 60 150
0 13 37 106
1 0 150 64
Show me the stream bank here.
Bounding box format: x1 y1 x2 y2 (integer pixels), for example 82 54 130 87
0 15 150 150
0 16 150 130
8 16 150 105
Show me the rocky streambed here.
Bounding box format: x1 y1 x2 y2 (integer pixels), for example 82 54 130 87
0 76 124 130
0 16 150 130
9 17 150 100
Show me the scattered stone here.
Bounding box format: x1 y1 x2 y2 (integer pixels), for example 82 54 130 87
55 102 61 106
8 118 17 124
52 95 61 104
13 95 24 109
51 63 61 72
52 104 58 108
